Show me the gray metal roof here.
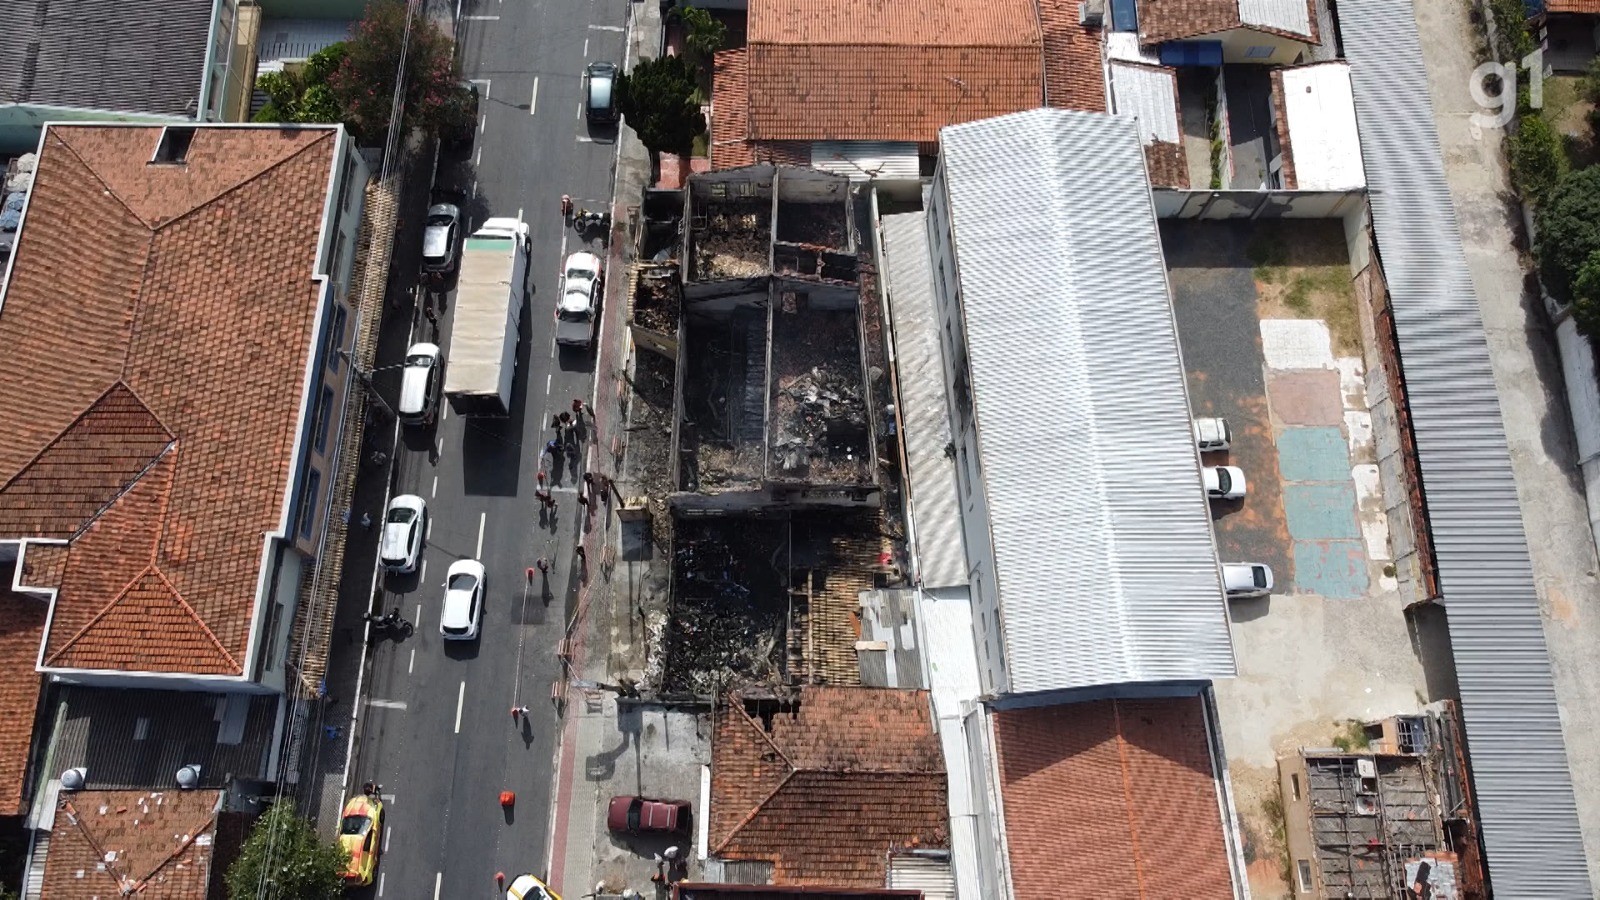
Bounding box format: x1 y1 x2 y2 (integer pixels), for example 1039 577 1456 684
0 0 214 117
1340 0 1594 893
881 211 968 589
938 108 1236 695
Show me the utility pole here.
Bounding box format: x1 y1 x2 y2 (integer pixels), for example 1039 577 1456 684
339 348 396 419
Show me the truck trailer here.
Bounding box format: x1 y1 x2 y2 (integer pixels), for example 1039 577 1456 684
444 218 529 416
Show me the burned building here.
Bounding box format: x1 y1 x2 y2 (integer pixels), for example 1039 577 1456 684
674 165 881 511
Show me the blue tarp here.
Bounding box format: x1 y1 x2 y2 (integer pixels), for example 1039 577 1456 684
1158 40 1224 66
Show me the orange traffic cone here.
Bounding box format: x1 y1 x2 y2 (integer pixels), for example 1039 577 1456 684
500 790 516 807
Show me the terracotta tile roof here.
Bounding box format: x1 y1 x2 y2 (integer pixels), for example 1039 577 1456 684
711 687 947 886
992 698 1236 899
1269 69 1297 190
20 543 69 592
1137 0 1317 43
1545 0 1600 12
743 0 1044 143
0 125 339 676
1038 0 1109 112
0 588 47 815
42 789 221 899
712 50 756 170
1145 141 1191 188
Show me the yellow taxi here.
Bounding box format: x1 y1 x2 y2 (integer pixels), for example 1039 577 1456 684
506 873 562 900
338 792 383 887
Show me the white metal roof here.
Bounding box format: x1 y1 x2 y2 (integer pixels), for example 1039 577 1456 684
937 109 1236 694
1238 0 1314 38
1108 62 1181 146
811 141 921 182
1280 62 1366 191
882 212 968 589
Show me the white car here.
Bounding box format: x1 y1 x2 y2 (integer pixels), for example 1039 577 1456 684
1222 563 1274 598
379 495 426 574
421 203 461 273
441 559 486 641
505 873 560 900
1203 465 1247 500
555 251 602 347
1193 417 1230 452
397 342 440 424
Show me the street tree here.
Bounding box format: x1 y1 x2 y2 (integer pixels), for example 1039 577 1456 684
615 54 706 155
254 44 348 125
327 0 468 144
1536 166 1600 308
680 6 728 68
225 801 346 900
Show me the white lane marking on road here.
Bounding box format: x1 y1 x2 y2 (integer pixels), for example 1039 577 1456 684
530 77 539 116
471 178 478 198
583 37 590 56
368 698 408 709
479 112 487 134
517 207 524 228
427 517 433 540
380 794 396 805
576 101 583 121
550 486 580 494
431 475 438 498
475 144 482 166
441 402 450 424
546 372 552 395
588 23 624 31
476 511 486 558
463 13 501 19
408 647 415 674
378 873 385 897
576 136 597 143
453 682 466 734
420 559 428 583
416 602 423 626
434 873 443 900
383 826 391 853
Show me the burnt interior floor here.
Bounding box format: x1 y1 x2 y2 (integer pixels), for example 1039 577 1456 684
680 307 768 490
662 512 885 695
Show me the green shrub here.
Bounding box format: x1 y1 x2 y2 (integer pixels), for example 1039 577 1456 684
1571 251 1600 337
1487 0 1535 63
1536 167 1600 304
1509 114 1568 205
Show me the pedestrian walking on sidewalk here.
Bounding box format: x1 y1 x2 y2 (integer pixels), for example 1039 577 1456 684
545 439 563 462
575 545 586 563
572 397 588 420
535 558 549 575
538 491 557 513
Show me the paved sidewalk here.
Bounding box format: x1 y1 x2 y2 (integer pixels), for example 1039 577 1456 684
547 0 682 894
1412 0 1600 884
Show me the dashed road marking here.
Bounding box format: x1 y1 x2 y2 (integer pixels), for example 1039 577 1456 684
368 698 408 709
476 512 486 558
588 23 624 31
453 682 466 734
530 77 539 116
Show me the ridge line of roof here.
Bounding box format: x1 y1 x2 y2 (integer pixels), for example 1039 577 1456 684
1111 700 1150 896
0 382 171 506
59 800 127 887
713 768 796 856
153 565 242 672
131 810 218 889
148 127 340 235
712 702 797 855
69 437 178 544
46 129 161 231
45 564 161 667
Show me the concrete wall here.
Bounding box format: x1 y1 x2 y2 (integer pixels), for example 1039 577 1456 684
258 0 370 18
927 165 1006 697
1152 188 1368 218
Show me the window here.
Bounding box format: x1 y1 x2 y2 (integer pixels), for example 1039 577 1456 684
153 126 196 164
1296 860 1312 892
1245 45 1276 58
299 469 321 539
327 305 348 371
314 385 335 453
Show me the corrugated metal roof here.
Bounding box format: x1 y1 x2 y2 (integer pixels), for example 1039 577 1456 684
811 142 922 182
1238 0 1314 38
1108 62 1182 145
0 0 213 117
882 212 969 589
257 18 354 65
938 109 1236 694
1280 63 1365 191
888 852 957 899
1340 0 1594 893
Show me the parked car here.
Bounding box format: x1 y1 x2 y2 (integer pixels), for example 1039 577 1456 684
398 342 441 424
556 251 602 347
505 873 561 900
1194 417 1231 452
338 792 384 886
379 494 427 574
585 61 619 124
1221 562 1274 598
606 795 691 835
1203 465 1247 500
441 559 485 640
421 203 461 274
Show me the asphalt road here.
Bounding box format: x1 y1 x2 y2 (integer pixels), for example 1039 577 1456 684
351 0 628 895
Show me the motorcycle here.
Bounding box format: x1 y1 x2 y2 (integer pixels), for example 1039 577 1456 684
364 607 414 638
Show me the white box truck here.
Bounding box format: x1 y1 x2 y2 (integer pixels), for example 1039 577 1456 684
444 218 528 416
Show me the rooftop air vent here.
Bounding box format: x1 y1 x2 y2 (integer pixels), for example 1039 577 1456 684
60 768 86 791
176 765 202 790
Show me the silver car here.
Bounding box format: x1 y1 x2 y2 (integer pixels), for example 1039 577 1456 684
421 203 461 273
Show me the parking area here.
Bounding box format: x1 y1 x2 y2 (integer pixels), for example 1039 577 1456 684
1161 219 1437 896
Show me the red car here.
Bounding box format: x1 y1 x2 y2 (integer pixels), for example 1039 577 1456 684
606 795 691 835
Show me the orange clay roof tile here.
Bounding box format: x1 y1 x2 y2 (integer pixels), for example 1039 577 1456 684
0 591 46 815
0 125 338 676
43 789 220 900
